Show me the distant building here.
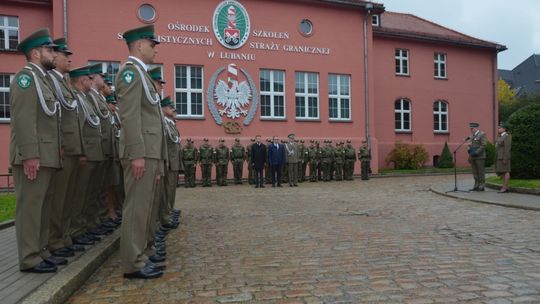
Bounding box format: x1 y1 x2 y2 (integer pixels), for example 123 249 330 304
0 0 506 174
499 54 540 97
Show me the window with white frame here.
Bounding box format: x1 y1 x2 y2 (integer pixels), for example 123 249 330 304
175 65 203 117
434 53 447 78
433 100 448 132
395 49 409 75
394 98 411 131
88 61 120 87
295 72 319 119
0 74 12 120
372 15 380 26
0 16 18 51
260 69 285 119
328 74 351 120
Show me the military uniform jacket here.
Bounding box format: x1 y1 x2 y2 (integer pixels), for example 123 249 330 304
74 89 105 162
231 144 245 162
164 117 181 171
359 146 371 161
88 89 113 157
116 58 165 161
322 146 334 162
344 146 357 161
307 146 318 162
468 131 487 159
182 145 197 165
10 63 61 168
495 132 511 162
216 146 230 165
111 109 121 160
285 142 299 163
334 147 344 164
199 144 215 164
298 144 306 163
47 70 83 156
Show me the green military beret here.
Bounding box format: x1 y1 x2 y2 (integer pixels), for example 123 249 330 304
149 67 165 83
160 96 173 107
17 28 57 54
53 37 72 55
88 63 106 76
69 66 91 78
469 122 479 128
105 94 117 104
123 24 160 44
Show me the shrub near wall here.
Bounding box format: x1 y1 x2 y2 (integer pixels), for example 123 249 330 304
507 103 540 178
437 141 454 168
385 142 429 169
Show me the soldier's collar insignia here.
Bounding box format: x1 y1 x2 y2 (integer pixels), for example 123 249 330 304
122 70 135 84
17 74 32 89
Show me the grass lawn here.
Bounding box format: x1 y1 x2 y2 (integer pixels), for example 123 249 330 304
378 167 473 175
486 176 540 189
0 193 16 223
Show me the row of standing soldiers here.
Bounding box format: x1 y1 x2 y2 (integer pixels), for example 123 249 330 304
181 138 372 187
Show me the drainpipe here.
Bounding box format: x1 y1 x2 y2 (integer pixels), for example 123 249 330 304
363 3 372 147
492 52 497 141
63 0 68 39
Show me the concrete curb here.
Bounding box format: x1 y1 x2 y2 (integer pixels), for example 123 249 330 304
430 186 540 211
486 182 540 196
0 219 14 230
20 230 120 304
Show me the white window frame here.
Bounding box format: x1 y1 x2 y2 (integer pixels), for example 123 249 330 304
260 69 286 119
434 52 447 79
394 98 411 132
0 16 19 51
433 100 449 133
395 49 409 76
175 65 204 118
295 72 319 120
328 74 351 121
88 60 120 90
0 74 13 121
372 15 380 26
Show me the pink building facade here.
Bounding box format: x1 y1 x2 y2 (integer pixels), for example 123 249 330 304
0 0 505 175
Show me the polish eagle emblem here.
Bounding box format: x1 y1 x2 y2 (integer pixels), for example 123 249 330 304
214 64 252 119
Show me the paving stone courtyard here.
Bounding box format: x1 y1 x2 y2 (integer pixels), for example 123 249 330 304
68 176 540 304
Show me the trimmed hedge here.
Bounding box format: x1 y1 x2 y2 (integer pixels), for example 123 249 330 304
507 103 540 178
385 142 429 170
437 141 454 168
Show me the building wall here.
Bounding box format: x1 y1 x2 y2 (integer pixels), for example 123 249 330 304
373 36 497 168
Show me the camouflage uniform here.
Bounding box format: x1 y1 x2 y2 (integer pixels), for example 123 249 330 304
359 142 371 180
334 142 344 181
307 140 319 182
231 138 246 184
215 140 230 186
182 139 197 187
343 141 357 181
198 139 214 187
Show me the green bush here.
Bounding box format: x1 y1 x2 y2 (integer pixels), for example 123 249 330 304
386 142 429 169
507 103 540 178
437 141 454 168
485 141 496 168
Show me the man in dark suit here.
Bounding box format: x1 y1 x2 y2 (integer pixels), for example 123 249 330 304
268 136 285 187
250 135 267 188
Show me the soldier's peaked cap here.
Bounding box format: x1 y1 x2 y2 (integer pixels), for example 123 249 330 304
160 96 173 108
17 28 57 54
69 66 91 78
88 63 106 76
469 122 479 128
53 37 72 55
149 67 166 83
123 24 160 44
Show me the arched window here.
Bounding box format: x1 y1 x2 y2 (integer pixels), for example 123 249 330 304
394 98 411 131
433 100 448 132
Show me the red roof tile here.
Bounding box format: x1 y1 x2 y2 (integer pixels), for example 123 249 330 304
374 12 506 51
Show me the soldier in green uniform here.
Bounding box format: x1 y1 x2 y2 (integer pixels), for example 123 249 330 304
182 138 197 188
149 66 166 98
467 122 487 191
11 29 65 273
116 25 166 279
297 139 307 182
343 140 357 181
281 139 289 185
359 140 371 180
316 141 323 181
321 140 335 181
231 138 246 184
265 138 272 184
105 91 124 219
334 141 344 181
198 138 214 187
307 140 318 182
247 138 255 185
215 138 230 186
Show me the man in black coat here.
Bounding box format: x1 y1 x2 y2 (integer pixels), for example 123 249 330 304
250 135 267 188
268 136 285 187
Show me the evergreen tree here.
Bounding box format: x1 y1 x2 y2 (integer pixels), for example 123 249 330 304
437 141 453 168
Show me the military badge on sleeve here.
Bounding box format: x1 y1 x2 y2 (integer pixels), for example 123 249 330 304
17 74 32 89
122 70 135 84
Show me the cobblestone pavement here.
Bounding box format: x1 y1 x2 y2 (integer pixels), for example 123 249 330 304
68 176 540 304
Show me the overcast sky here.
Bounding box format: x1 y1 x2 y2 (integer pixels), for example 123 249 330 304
379 0 540 70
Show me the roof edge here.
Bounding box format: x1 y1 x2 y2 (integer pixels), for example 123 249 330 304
316 0 385 13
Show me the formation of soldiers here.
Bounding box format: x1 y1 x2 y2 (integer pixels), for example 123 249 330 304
10 26 180 279
180 137 372 186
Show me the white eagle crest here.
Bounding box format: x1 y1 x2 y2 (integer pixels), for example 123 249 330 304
214 80 252 119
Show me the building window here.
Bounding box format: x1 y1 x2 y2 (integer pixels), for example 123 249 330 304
299 19 313 36
260 69 285 119
328 74 351 120
175 65 203 117
394 98 411 131
295 72 319 119
433 100 448 132
0 16 19 51
138 4 157 23
372 15 380 26
0 74 12 120
395 49 409 76
434 53 447 79
88 61 120 88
